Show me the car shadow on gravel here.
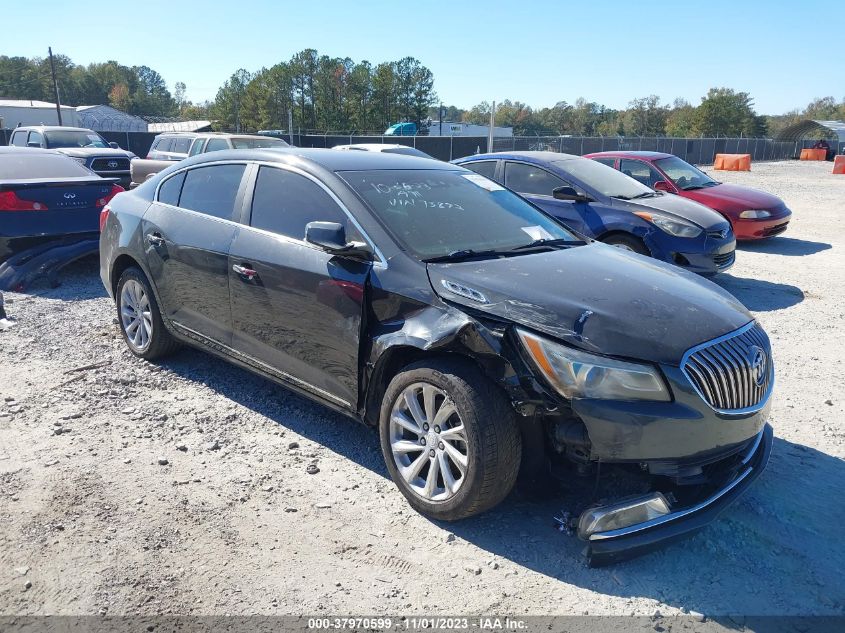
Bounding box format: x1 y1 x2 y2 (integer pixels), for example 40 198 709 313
738 237 832 257
444 436 845 616
712 274 804 312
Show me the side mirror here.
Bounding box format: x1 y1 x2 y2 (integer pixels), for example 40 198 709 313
108 142 120 149
553 186 591 202
305 221 372 261
27 141 41 148
653 180 675 193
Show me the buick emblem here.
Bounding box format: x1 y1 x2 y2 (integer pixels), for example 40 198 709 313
64 192 77 199
107 161 119 169
748 345 767 386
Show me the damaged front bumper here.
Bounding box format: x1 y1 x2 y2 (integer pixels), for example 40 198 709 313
0 235 100 292
580 423 772 566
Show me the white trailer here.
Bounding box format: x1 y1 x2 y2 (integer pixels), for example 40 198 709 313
428 121 513 137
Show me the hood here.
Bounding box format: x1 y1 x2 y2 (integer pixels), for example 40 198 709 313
54 147 134 159
428 244 751 366
683 183 786 213
613 193 728 230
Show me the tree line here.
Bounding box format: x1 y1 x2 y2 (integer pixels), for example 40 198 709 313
2 52 843 138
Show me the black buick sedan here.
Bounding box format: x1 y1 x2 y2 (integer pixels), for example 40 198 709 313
100 149 773 565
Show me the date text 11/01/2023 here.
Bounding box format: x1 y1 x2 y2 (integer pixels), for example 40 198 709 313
307 617 529 630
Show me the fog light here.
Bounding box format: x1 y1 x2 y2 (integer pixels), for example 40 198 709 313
577 493 671 539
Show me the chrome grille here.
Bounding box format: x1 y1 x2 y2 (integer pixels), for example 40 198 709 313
91 157 130 172
682 322 773 412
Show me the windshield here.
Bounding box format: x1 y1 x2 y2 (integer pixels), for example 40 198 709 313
339 169 577 259
230 137 290 149
655 156 718 190
554 157 653 199
44 130 109 149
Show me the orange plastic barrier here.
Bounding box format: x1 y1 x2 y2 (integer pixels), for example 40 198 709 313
833 155 845 174
714 153 751 171
800 148 827 161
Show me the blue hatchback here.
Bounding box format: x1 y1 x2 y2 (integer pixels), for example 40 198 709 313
453 151 736 275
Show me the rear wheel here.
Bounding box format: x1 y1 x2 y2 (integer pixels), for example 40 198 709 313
379 358 521 521
116 267 179 360
602 233 650 256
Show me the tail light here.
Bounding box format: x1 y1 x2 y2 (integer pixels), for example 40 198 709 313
96 184 124 208
99 204 111 232
0 190 47 211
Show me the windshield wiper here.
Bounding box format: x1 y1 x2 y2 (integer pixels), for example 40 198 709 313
631 191 661 199
610 194 632 200
682 182 718 191
508 238 583 252
423 249 504 263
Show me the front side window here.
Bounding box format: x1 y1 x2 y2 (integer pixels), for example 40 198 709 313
27 131 44 147
339 169 576 260
654 156 719 190
43 130 109 149
504 162 567 196
553 157 653 200
205 138 230 153
463 160 497 181
620 159 663 188
178 164 246 221
250 167 347 240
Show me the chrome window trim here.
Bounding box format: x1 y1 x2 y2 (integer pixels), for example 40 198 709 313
154 159 386 267
680 321 775 416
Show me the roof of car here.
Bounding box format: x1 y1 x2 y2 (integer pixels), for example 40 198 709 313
586 151 673 160
12 126 94 133
180 147 458 171
458 151 581 162
332 143 413 151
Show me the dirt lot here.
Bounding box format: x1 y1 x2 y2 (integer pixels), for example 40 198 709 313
0 160 843 618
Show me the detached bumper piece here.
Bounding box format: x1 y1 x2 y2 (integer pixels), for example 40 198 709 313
0 236 100 292
582 424 773 566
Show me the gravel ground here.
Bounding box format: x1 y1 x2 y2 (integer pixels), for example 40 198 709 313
0 160 843 618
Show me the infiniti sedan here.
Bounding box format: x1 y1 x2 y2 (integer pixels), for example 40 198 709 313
100 148 772 565
454 151 736 275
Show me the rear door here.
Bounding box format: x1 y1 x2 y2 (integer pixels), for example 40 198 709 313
142 162 248 346
227 164 371 410
503 160 593 234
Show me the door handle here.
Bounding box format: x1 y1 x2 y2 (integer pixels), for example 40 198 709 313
147 232 165 246
232 264 258 281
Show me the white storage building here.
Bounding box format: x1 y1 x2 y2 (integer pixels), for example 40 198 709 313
0 99 80 129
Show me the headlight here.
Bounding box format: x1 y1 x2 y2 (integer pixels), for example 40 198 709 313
72 157 87 165
634 211 702 238
517 329 670 402
739 210 771 219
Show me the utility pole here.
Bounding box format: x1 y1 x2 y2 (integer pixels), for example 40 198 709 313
288 110 294 146
439 102 443 136
48 47 63 126
487 101 496 153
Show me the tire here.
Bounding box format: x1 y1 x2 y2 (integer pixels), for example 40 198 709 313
115 267 179 360
602 233 650 256
379 358 521 521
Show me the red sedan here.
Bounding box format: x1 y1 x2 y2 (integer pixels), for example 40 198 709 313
585 151 791 240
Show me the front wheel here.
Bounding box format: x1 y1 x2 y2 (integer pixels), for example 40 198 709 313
379 359 521 521
602 233 650 256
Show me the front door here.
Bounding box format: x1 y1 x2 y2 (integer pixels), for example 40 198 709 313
228 165 371 410
142 163 248 346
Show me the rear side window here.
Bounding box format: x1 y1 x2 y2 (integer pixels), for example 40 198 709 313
11 132 28 147
157 171 185 206
155 137 174 152
463 160 497 181
250 166 347 240
178 164 246 221
205 138 230 153
188 139 205 156
172 137 192 154
504 162 567 196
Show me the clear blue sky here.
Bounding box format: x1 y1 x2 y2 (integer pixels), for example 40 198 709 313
4 0 839 114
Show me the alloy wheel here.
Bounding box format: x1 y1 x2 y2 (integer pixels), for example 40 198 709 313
389 382 468 502
120 280 153 352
